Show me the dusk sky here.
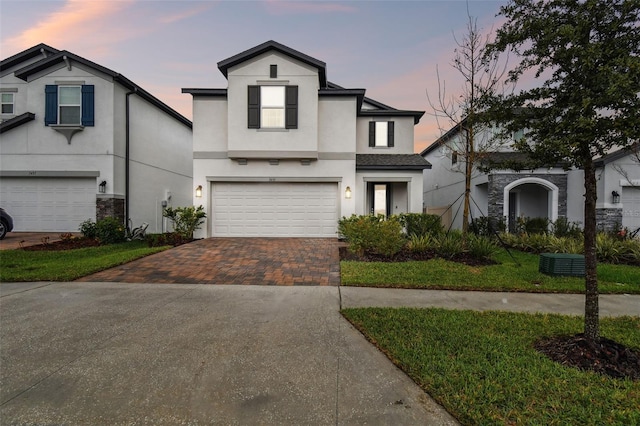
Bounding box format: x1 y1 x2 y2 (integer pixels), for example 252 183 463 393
1 0 510 152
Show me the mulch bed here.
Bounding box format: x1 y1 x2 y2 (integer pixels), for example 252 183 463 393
535 334 640 381
338 246 497 267
22 238 101 251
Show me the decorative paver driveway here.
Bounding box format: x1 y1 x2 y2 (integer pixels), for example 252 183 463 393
77 238 343 286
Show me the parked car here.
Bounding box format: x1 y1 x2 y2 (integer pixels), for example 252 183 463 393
0 208 14 239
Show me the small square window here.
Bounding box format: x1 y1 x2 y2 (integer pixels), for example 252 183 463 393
1 93 14 115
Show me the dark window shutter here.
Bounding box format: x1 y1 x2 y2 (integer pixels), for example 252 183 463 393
387 121 394 147
45 85 58 125
81 85 95 126
368 122 375 147
285 85 298 129
248 86 260 128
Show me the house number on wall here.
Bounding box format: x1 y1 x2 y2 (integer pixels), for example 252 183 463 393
28 171 37 175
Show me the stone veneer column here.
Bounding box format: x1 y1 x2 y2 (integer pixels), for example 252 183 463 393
96 197 125 223
595 208 623 232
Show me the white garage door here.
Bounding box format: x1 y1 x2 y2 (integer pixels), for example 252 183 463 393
0 178 96 232
211 182 338 237
621 187 640 233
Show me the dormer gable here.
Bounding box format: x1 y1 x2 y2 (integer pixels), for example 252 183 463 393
217 40 327 88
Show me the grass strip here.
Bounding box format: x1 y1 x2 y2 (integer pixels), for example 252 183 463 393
341 250 640 294
0 241 169 282
342 308 640 425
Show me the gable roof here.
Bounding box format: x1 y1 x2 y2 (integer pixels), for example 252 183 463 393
0 43 59 73
594 143 640 167
4 46 192 129
217 40 328 87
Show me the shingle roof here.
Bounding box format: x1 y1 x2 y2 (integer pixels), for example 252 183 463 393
356 154 432 170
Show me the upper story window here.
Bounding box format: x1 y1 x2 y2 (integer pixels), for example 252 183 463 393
45 84 94 127
368 121 394 147
248 85 298 129
451 151 458 165
59 86 81 124
1 93 14 115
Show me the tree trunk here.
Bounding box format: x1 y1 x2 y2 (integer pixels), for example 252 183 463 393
462 127 473 234
583 157 599 341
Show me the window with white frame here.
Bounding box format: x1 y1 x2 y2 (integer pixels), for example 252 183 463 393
58 86 81 124
368 121 395 147
261 86 285 128
1 93 14 115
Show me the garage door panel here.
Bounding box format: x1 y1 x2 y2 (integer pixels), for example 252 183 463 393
622 187 640 232
211 182 338 237
0 178 96 232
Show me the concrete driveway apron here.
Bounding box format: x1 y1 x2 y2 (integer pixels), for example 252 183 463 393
77 238 343 285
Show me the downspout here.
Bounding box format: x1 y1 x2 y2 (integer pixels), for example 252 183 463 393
125 88 137 230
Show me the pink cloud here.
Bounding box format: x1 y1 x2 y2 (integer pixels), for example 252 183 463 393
158 4 215 24
2 0 135 56
263 0 357 15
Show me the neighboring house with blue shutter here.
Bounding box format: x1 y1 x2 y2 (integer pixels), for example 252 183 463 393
183 40 430 238
0 44 192 233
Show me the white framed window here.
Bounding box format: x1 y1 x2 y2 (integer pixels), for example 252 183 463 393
260 86 285 128
1 93 14 115
375 122 388 147
58 86 81 124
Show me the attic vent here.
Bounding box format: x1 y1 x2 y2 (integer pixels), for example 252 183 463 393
270 64 277 78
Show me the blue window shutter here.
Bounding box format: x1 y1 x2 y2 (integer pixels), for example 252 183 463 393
81 85 95 126
44 85 57 126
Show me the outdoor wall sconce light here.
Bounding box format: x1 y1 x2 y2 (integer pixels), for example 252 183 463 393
345 186 352 199
98 180 106 193
195 185 203 198
612 190 620 204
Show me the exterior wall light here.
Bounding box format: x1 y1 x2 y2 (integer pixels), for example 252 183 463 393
98 180 107 193
345 186 352 199
195 185 203 198
612 190 620 204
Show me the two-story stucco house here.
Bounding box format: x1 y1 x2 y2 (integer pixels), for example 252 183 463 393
0 44 193 233
421 121 640 233
183 41 430 238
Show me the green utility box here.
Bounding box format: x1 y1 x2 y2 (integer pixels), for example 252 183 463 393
539 253 585 277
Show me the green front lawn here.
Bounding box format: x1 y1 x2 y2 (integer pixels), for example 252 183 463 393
342 308 640 425
341 250 640 294
0 241 169 282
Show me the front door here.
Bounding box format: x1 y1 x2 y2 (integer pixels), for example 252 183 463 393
369 183 391 216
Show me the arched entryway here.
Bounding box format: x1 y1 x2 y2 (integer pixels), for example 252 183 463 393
503 177 559 232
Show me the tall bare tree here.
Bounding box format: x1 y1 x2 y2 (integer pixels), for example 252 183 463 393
427 10 510 233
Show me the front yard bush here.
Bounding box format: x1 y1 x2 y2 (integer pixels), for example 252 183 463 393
398 213 443 237
79 217 126 244
338 214 405 257
163 205 206 239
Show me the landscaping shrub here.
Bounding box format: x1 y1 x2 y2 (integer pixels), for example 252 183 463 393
596 233 622 264
552 217 582 238
467 234 499 259
407 234 435 254
398 213 443 237
469 216 506 237
95 217 126 244
338 214 405 257
163 205 206 239
516 216 550 235
79 219 97 240
435 231 465 259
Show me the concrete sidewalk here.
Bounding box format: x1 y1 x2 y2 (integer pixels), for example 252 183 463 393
340 287 640 317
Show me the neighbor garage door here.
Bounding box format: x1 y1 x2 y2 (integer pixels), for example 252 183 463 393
621 186 640 233
211 182 338 237
0 178 96 232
